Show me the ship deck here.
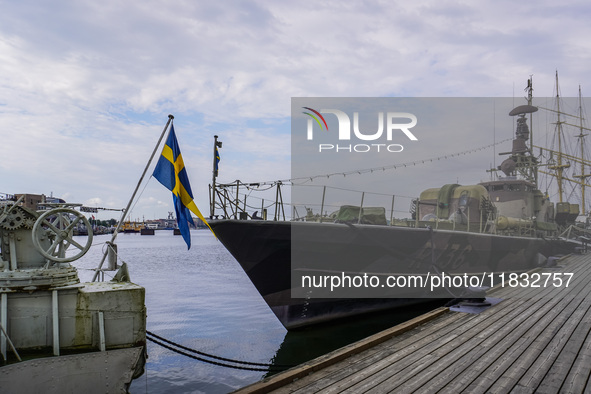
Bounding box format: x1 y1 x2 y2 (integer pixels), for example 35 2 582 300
235 251 591 393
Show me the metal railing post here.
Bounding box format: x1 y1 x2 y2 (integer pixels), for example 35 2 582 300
358 192 365 224
320 186 326 223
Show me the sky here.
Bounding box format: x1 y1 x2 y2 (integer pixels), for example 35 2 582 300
2 0 591 221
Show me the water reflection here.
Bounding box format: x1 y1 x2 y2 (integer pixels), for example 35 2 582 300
266 300 446 377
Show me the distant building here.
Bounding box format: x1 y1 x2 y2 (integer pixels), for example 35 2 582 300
14 194 65 210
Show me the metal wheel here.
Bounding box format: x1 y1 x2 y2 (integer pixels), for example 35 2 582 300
32 208 93 263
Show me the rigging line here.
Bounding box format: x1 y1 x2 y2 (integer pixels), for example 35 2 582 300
217 181 276 192
127 177 152 218
146 330 293 370
254 138 513 187
225 190 274 203
291 183 416 199
243 202 278 210
229 185 413 206
217 191 277 209
77 241 108 249
245 186 256 200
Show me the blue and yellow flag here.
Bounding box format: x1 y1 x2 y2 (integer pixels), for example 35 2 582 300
214 146 220 176
153 124 212 249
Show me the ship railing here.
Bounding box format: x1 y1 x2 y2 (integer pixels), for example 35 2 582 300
210 181 411 224
209 180 286 221
290 184 412 225
208 183 458 230
209 182 516 235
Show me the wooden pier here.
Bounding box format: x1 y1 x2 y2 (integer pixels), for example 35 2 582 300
237 253 591 393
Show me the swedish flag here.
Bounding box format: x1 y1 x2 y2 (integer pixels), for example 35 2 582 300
214 146 220 177
153 124 212 248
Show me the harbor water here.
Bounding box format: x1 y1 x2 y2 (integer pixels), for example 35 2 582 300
73 230 437 393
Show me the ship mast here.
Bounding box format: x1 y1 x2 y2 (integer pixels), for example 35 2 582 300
498 97 538 184
526 76 538 185
574 85 591 214
547 71 570 203
536 72 591 217
527 76 534 153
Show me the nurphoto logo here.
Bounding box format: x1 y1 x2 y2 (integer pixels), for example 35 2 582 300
302 107 418 153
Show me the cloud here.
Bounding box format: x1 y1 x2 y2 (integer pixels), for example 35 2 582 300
1 0 591 218
84 197 103 206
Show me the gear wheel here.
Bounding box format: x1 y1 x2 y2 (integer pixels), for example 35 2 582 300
23 216 36 229
0 206 26 230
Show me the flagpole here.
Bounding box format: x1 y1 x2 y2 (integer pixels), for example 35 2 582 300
92 114 174 282
210 135 222 218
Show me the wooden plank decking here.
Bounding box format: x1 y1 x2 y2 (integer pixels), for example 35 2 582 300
236 253 591 393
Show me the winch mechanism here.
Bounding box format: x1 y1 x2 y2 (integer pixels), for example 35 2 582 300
0 198 93 290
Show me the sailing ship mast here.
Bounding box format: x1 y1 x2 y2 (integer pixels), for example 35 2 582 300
536 71 591 216
573 85 591 214
548 71 569 203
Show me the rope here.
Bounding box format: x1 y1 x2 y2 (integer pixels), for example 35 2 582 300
146 330 293 372
229 138 512 187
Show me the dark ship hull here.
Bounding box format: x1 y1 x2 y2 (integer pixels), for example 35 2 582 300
210 219 574 329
